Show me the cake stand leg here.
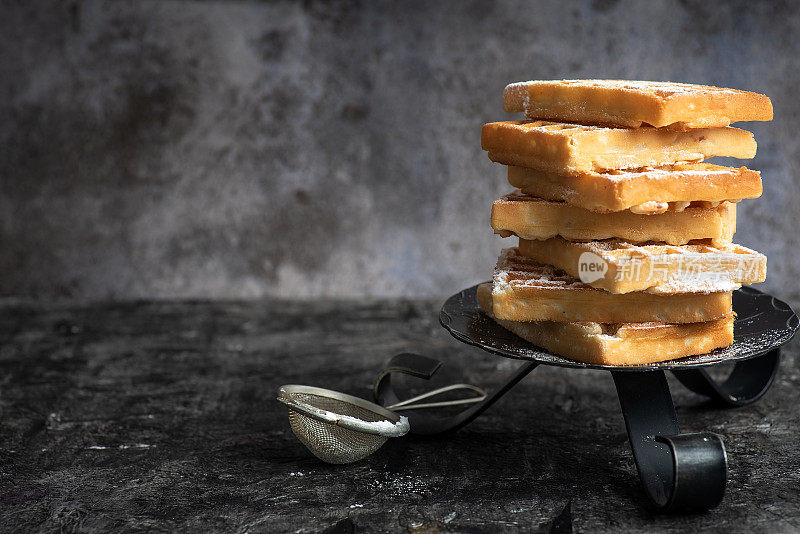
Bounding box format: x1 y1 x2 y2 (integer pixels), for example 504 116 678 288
671 348 780 406
374 352 539 435
612 370 727 512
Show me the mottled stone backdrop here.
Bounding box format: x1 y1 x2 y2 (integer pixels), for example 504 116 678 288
2 1 799 299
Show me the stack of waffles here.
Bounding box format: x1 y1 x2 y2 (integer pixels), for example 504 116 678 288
478 80 772 366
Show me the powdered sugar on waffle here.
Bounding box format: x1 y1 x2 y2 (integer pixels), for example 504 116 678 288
560 79 741 96
494 248 589 291
580 239 765 294
582 239 758 257
506 79 742 98
646 278 741 294
600 163 740 182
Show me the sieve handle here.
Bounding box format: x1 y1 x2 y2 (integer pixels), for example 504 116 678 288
385 383 487 411
373 352 538 435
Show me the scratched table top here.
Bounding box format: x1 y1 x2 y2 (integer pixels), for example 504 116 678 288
1 297 799 533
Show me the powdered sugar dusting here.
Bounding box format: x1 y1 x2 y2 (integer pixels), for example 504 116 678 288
494 248 589 291
506 79 743 98
646 278 742 294
580 238 762 258
588 162 743 182
569 239 766 293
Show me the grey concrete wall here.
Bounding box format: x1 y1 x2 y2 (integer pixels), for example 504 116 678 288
2 0 799 299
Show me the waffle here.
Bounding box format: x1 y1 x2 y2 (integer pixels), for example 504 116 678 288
477 283 734 366
502 80 773 129
518 237 766 294
491 248 732 323
507 162 761 213
481 120 756 173
492 192 736 246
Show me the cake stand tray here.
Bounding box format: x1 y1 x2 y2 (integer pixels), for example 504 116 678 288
374 285 798 513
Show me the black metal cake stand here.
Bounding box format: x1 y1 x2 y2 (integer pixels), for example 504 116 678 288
374 285 799 513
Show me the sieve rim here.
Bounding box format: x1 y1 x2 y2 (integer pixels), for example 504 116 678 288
277 384 410 437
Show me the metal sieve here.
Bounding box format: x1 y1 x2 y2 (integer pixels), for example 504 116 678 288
278 382 485 464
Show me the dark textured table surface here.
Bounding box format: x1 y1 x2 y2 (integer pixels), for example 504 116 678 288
1 297 799 533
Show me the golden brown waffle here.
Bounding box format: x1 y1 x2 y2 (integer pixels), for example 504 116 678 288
507 162 761 213
482 120 757 173
503 80 773 129
517 237 767 294
492 192 736 246
477 283 734 366
491 248 732 323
